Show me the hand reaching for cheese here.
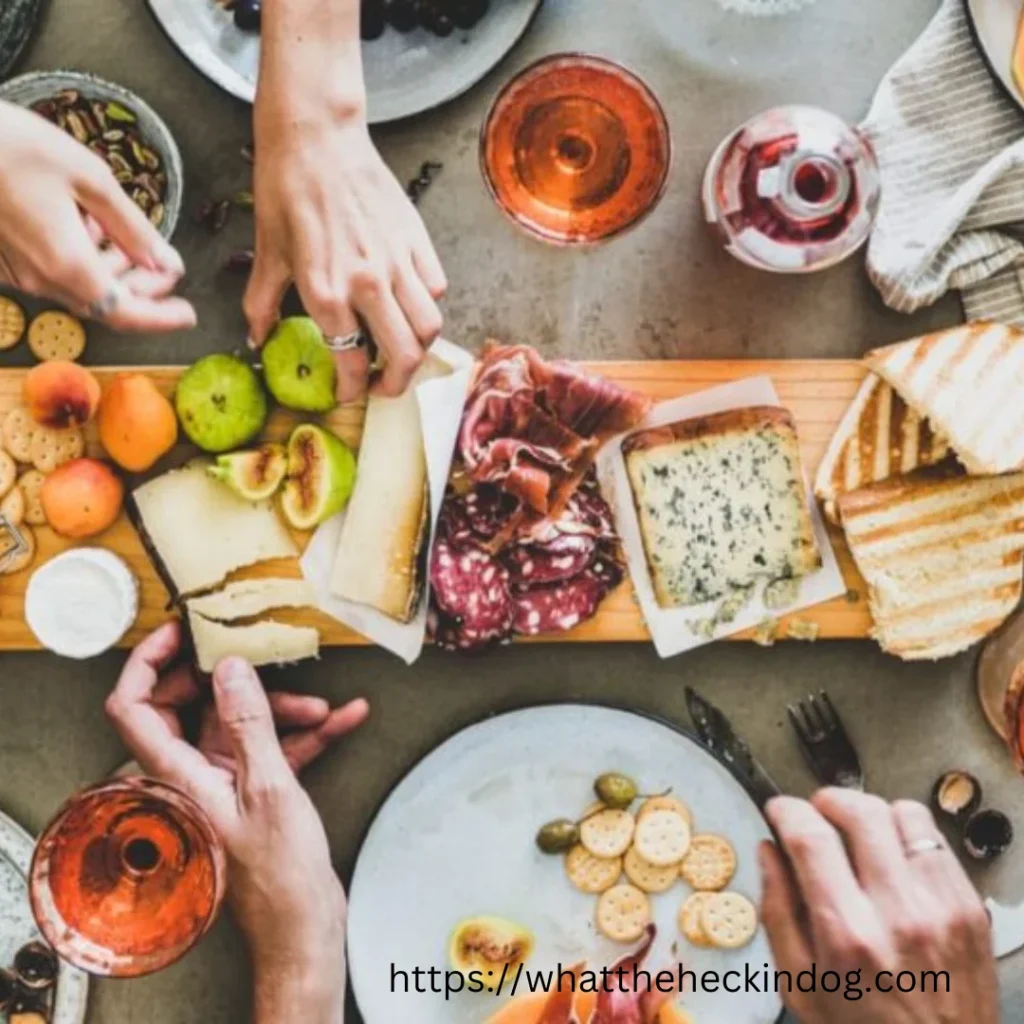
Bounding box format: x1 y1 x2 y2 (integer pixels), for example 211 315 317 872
760 790 999 1024
105 621 369 1022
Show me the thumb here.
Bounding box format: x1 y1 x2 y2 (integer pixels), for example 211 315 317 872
758 841 814 975
212 657 290 792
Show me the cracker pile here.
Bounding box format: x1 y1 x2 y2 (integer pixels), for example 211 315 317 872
544 781 759 950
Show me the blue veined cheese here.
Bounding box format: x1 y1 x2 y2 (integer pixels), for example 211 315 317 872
623 407 821 609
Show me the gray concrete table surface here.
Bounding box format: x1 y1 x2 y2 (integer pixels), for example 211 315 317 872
1 0 1021 1021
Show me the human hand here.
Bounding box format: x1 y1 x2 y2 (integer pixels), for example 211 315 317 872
760 790 999 1024
104 621 369 984
0 101 195 332
246 42 446 401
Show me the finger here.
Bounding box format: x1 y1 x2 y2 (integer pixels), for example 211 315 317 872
299 288 370 404
333 345 372 404
281 698 370 773
83 214 107 247
211 657 291 791
151 661 202 710
393 262 443 346
409 219 447 299
99 245 132 278
118 266 185 300
812 788 912 893
759 841 815 972
75 162 183 276
101 289 198 333
268 691 330 728
111 620 181 703
766 796 872 932
243 255 289 348
360 289 425 398
891 800 978 906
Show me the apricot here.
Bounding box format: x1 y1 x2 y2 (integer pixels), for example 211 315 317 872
41 458 124 539
24 360 101 429
98 373 178 472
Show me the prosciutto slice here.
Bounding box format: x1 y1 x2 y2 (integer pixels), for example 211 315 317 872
591 926 677 1024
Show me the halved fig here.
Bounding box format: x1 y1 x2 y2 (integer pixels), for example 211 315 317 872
448 916 534 977
207 443 287 501
280 424 356 530
1005 661 1024 773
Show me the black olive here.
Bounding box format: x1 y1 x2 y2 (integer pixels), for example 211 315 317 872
450 0 489 30
233 0 262 31
387 0 419 31
361 0 387 39
0 968 15 1012
7 985 48 1020
13 942 58 991
930 770 982 825
963 809 1014 861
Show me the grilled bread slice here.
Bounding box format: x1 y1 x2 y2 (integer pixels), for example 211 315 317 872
838 464 1024 660
815 373 950 524
865 322 1024 475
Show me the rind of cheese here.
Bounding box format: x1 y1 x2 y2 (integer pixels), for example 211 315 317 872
624 407 820 608
186 577 314 621
132 462 297 597
187 609 319 673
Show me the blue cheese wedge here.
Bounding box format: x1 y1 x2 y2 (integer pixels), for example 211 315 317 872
623 407 821 608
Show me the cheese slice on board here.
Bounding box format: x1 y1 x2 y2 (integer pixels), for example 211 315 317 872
187 577 314 622
131 461 297 597
187 609 319 673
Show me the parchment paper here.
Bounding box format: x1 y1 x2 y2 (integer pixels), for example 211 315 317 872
300 339 475 664
595 376 846 659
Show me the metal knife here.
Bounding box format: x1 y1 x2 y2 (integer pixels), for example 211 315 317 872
685 686 783 809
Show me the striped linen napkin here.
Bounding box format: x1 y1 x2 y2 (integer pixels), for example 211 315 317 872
862 0 1024 324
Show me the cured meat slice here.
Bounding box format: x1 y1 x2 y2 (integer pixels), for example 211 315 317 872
512 556 623 636
429 537 513 642
503 533 596 587
592 926 678 1024
428 604 509 652
440 486 520 547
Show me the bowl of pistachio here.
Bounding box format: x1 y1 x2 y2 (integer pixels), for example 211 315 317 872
0 70 183 239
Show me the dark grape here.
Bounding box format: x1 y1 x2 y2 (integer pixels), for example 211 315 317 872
361 0 387 40
423 6 454 36
233 0 261 31
387 0 419 32
450 0 488 30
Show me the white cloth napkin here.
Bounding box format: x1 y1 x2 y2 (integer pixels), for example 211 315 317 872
862 0 1024 323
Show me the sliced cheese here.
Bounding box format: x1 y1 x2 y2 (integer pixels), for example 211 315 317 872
186 577 314 622
132 461 297 597
187 609 319 674
330 358 448 621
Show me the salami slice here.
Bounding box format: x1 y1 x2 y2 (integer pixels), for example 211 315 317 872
440 486 520 547
512 556 624 636
429 536 513 640
428 602 508 652
502 533 596 587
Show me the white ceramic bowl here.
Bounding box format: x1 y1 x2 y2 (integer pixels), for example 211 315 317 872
0 69 184 239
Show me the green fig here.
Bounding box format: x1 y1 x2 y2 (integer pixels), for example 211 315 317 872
175 354 268 454
280 423 356 529
262 317 338 413
207 443 288 501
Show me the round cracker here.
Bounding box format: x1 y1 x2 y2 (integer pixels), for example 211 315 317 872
2 407 35 463
596 884 651 944
633 809 691 867
677 891 714 947
0 484 25 527
0 296 26 350
30 425 84 473
0 450 15 500
700 891 758 950
0 523 35 575
565 844 621 895
18 470 47 527
623 845 679 894
679 834 737 891
28 311 87 362
579 808 635 859
638 794 693 829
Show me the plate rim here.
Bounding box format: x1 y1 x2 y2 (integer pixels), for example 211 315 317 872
964 0 1024 114
346 698 784 1024
142 0 545 124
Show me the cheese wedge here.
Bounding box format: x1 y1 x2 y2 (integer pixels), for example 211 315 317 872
186 577 314 622
865 322 1024 476
814 373 950 524
838 465 1024 660
330 357 448 621
188 609 319 673
131 462 297 597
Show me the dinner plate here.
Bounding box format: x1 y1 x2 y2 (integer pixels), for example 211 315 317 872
966 0 1024 111
145 0 543 123
347 704 782 1024
0 0 43 80
0 807 90 1024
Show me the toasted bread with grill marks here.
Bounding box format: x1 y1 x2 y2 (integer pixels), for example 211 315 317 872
837 464 1024 661
815 373 950 524
865 322 1024 476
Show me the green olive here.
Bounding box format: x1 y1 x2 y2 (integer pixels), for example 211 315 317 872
594 772 638 810
535 818 580 854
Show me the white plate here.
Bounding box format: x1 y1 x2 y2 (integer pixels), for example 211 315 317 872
347 704 782 1024
145 0 542 123
967 0 1024 111
0 808 89 1024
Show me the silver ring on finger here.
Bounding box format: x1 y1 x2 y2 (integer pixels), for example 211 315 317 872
905 838 945 857
326 330 365 353
87 287 120 320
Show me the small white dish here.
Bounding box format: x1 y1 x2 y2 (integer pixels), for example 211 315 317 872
25 549 139 659
0 70 184 239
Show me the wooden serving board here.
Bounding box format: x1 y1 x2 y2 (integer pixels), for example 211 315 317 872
0 361 872 651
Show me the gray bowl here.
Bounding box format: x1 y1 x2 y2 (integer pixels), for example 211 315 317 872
0 70 183 240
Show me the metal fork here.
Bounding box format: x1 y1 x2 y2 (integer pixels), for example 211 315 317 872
787 691 864 790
